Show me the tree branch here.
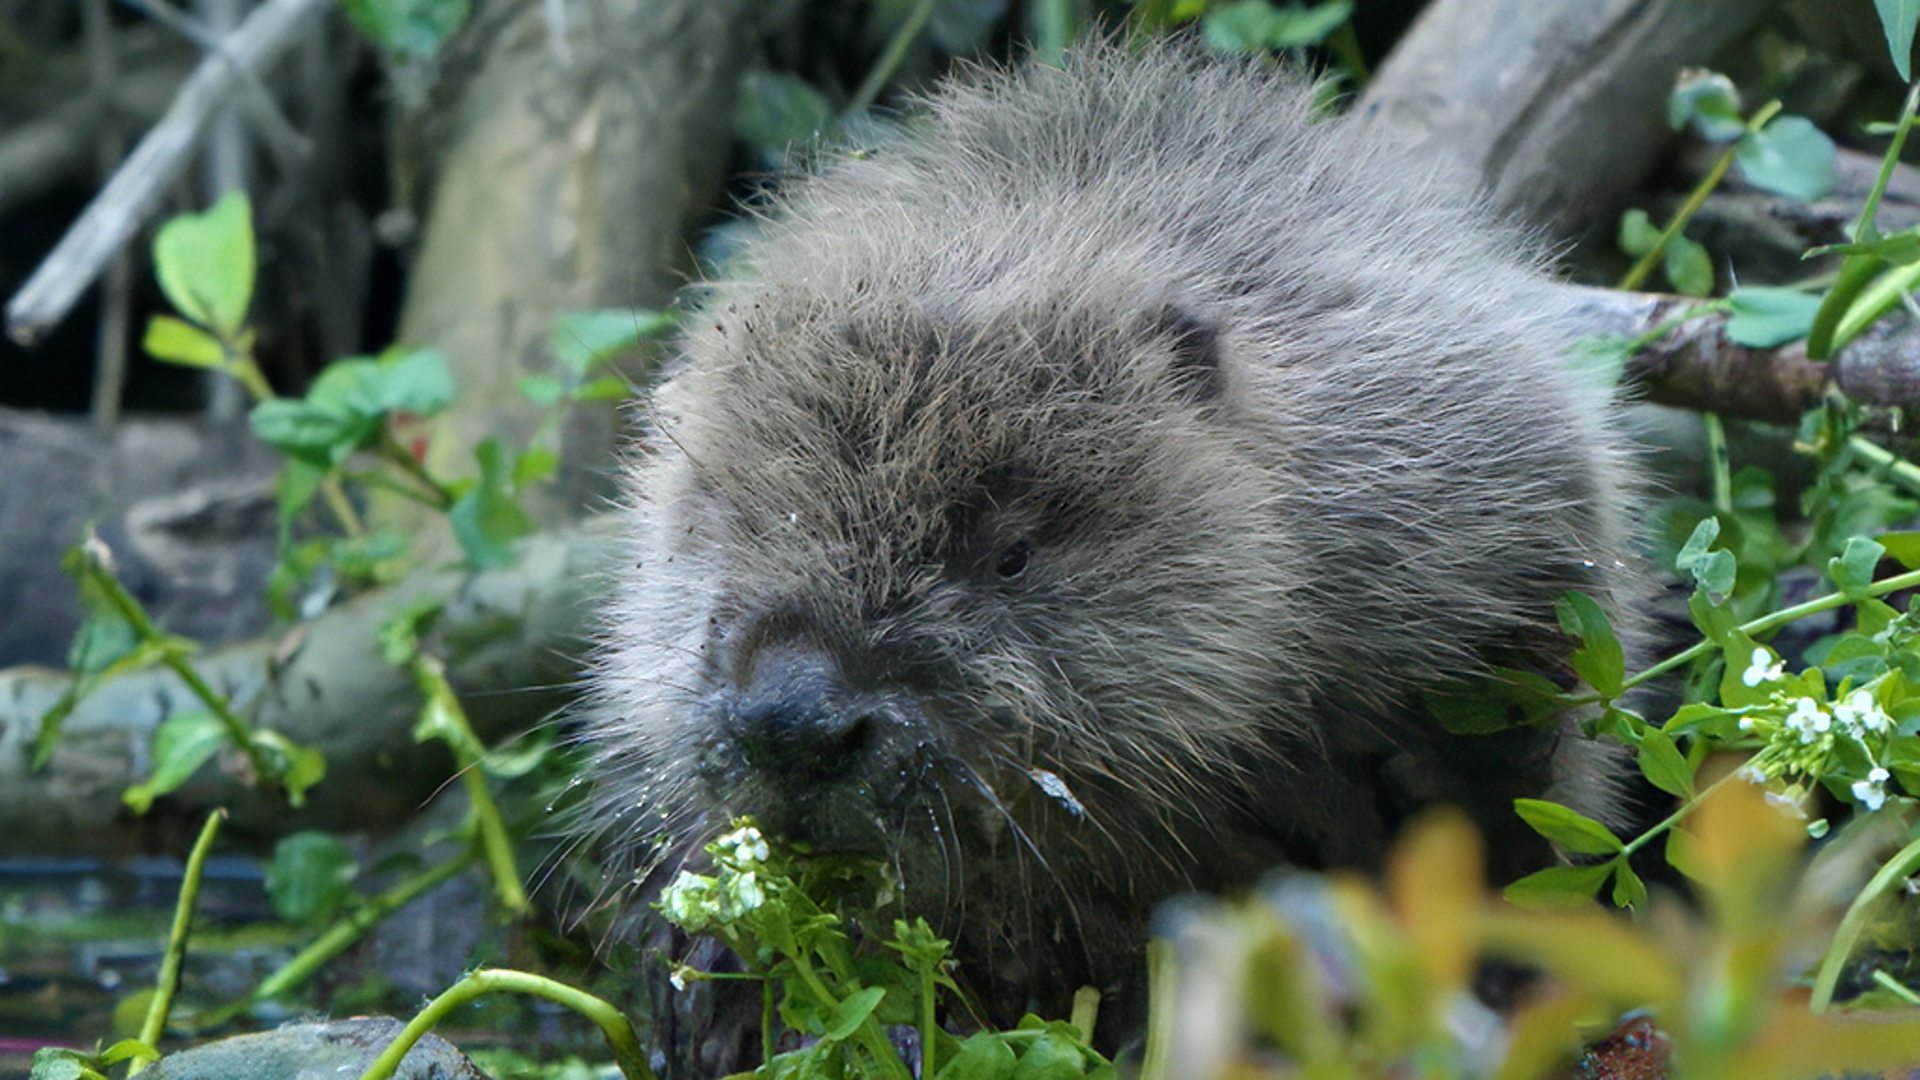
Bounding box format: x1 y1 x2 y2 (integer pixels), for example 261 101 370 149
4 0 328 346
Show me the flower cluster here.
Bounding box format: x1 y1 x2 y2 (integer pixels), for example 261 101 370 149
1728 646 1904 816
657 823 776 935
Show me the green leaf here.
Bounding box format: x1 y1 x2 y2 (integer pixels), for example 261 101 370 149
343 0 469 58
122 711 224 815
1664 233 1713 297
449 438 534 569
1828 535 1886 597
373 347 454 417
936 1034 1018 1080
1617 208 1660 257
823 986 887 1041
1202 0 1352 52
552 309 676 377
575 375 631 401
142 315 227 368
518 376 566 406
1555 592 1625 698
1805 229 1920 265
265 831 359 923
1668 71 1745 142
1878 0 1919 80
1725 287 1823 347
67 607 140 676
249 399 373 468
1514 798 1625 855
152 191 254 338
1675 517 1737 599
513 444 559 489
1879 530 1920 569
1737 116 1838 202
30 1048 99 1080
1636 725 1695 798
1011 1033 1089 1080
251 730 327 808
734 70 837 152
1610 860 1648 909
1503 862 1613 909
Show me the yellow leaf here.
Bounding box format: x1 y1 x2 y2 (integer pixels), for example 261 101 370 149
1386 808 1482 993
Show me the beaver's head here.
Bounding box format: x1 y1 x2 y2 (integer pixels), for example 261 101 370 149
584 280 1318 973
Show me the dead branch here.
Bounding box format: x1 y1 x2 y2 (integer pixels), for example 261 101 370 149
0 523 616 856
4 0 329 347
1559 283 1920 424
0 61 185 218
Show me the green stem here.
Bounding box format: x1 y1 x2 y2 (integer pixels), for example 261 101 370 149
1028 0 1076 65
1848 435 1920 497
249 848 477 1005
1808 81 1920 360
227 354 275 401
790 955 914 1080
128 809 224 1075
1871 968 1920 1006
1854 78 1920 241
378 432 456 509
1810 832 1920 1012
229 348 363 536
1618 102 1779 292
1587 565 1920 699
1620 767 1746 858
82 551 275 783
410 655 528 914
357 969 656 1080
922 961 942 1078
1704 412 1732 515
1138 939 1175 1080
848 0 936 114
1070 987 1100 1044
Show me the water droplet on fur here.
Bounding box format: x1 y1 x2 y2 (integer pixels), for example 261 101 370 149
1581 559 1598 569
1027 767 1085 818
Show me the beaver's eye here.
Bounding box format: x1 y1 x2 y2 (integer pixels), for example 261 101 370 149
995 539 1034 580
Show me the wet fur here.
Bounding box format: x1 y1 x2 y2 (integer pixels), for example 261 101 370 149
580 41 1641 1030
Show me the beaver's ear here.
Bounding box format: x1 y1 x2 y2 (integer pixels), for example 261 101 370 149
1151 305 1225 406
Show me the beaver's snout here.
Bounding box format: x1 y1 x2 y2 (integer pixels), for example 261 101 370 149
705 643 936 843
727 646 891 781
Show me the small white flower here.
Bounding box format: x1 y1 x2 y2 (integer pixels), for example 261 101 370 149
1785 697 1831 744
1737 716 1756 732
669 966 689 991
1765 789 1810 818
1834 689 1892 734
1737 764 1768 784
661 870 715 924
725 870 765 915
1742 647 1785 687
715 824 771 865
1851 776 1889 812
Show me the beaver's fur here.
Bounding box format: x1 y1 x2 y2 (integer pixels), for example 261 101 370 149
582 41 1639 1028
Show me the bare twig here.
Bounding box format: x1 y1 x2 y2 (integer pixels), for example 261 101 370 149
1557 283 1920 423
4 0 329 347
0 63 183 217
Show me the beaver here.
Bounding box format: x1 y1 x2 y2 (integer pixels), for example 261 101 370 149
581 40 1639 1030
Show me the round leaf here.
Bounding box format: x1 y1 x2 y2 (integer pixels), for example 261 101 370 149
152 191 254 338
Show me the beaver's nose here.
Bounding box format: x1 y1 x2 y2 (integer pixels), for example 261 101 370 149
727 646 888 782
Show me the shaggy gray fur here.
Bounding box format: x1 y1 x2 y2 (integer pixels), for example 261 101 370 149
582 41 1640 1021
